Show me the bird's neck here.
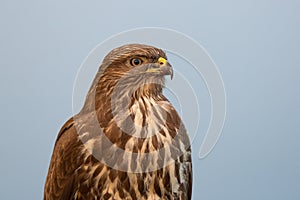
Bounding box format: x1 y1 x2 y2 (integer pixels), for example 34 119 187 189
80 75 172 139
95 83 166 120
91 80 173 137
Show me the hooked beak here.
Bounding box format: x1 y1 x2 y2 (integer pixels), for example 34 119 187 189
146 57 173 79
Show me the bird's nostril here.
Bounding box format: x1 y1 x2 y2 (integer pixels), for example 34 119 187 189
160 62 164 65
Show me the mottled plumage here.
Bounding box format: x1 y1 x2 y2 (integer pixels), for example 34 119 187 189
44 44 192 200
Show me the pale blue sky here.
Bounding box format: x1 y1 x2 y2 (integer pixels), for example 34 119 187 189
0 0 299 199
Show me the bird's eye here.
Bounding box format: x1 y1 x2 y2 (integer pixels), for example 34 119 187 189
130 58 143 66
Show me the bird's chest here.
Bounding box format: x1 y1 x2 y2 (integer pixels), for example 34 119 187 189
127 97 172 138
109 97 176 153
75 155 181 200
74 97 189 199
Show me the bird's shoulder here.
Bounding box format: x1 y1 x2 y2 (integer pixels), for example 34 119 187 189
44 117 83 200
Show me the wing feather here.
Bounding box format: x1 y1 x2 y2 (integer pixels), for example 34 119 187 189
44 118 82 200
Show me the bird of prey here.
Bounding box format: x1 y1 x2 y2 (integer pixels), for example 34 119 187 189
44 44 192 200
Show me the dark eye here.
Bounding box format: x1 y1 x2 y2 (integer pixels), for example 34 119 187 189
130 58 143 66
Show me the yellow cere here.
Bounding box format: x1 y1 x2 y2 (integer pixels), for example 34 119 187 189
158 57 167 65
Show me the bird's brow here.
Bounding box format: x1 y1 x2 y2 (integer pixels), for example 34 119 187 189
131 54 158 61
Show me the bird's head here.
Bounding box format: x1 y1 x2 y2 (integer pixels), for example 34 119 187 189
97 44 173 98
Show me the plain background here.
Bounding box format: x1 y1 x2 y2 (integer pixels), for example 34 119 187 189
1 0 299 199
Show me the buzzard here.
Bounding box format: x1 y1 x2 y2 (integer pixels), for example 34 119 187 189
44 44 192 200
